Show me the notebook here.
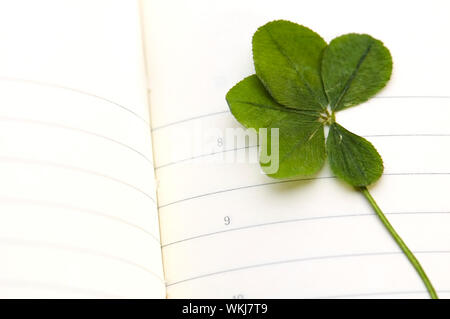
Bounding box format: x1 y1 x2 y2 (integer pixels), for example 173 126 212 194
0 0 449 298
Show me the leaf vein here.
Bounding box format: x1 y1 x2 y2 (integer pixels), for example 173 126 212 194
230 100 320 118
333 42 373 109
264 28 325 109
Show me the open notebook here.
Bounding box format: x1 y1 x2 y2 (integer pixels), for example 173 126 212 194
0 0 450 298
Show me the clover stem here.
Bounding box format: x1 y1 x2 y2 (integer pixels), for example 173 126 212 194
359 186 438 299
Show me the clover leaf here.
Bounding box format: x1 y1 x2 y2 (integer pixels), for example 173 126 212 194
322 33 393 111
327 122 383 187
226 20 438 298
226 74 325 178
252 20 328 110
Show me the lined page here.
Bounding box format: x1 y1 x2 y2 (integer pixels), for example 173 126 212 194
142 0 450 298
0 0 164 298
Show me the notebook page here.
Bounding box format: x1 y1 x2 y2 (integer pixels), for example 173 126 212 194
0 0 164 298
142 0 450 298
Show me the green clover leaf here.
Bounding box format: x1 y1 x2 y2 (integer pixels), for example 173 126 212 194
225 20 438 298
226 74 325 178
327 123 383 187
252 20 328 111
322 33 393 111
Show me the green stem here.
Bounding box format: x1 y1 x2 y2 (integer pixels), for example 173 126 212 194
359 186 438 299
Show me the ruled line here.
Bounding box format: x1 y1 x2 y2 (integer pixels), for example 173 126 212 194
165 250 450 287
151 110 229 132
155 145 252 169
150 95 450 132
155 134 450 170
0 116 154 166
0 157 156 204
374 96 450 99
0 196 160 244
162 211 450 248
158 176 334 209
158 172 450 209
0 76 150 124
0 237 166 284
315 289 450 299
365 133 450 138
